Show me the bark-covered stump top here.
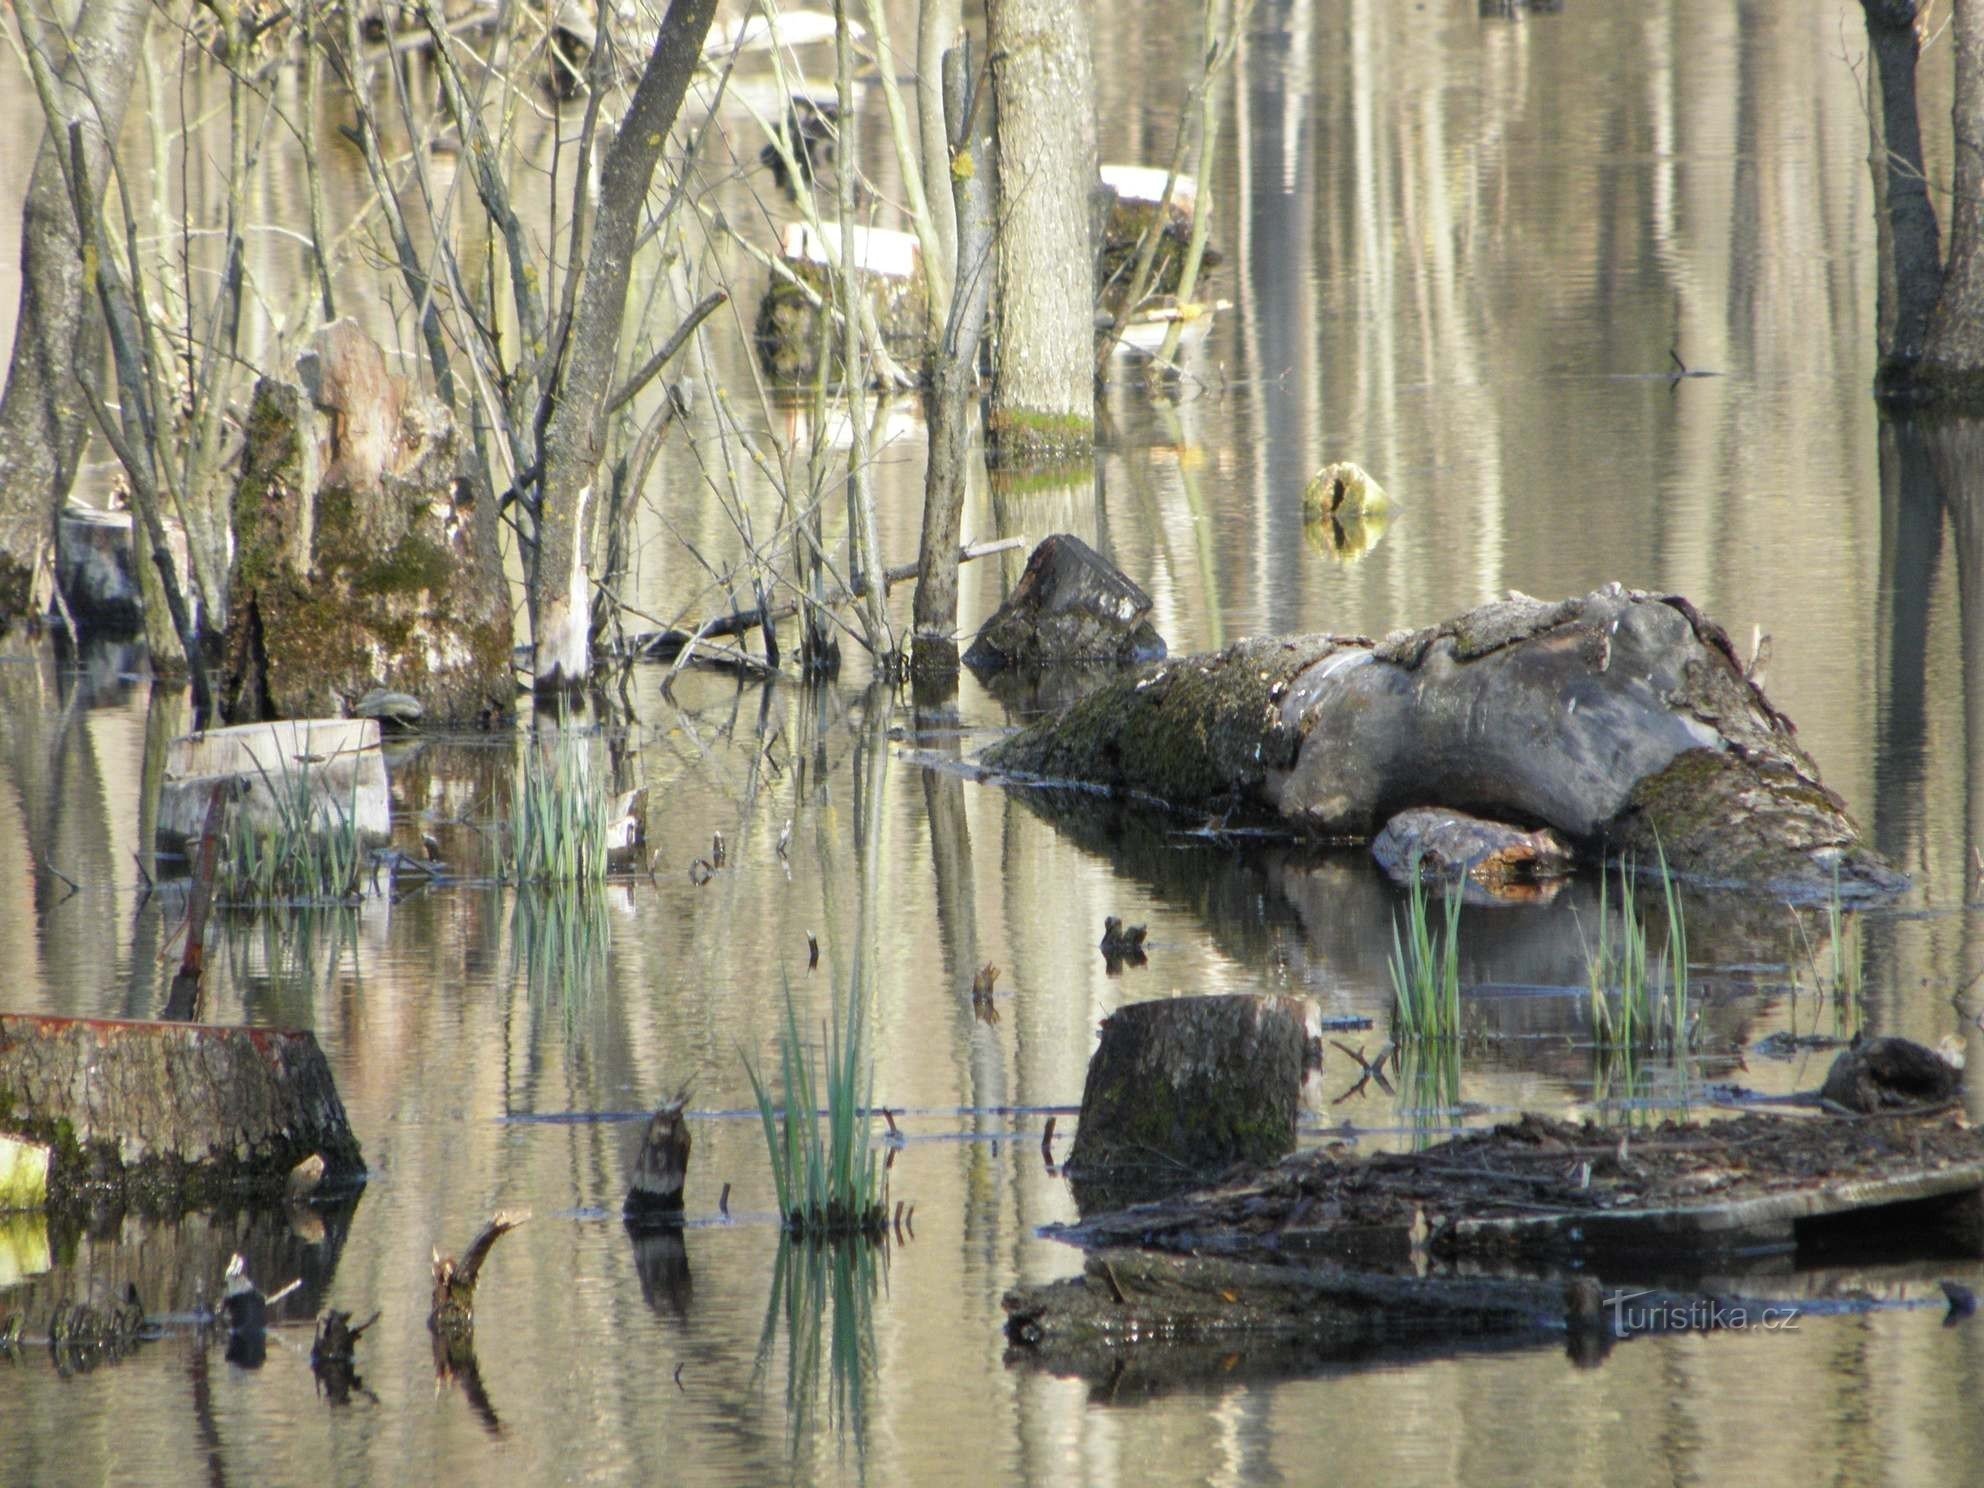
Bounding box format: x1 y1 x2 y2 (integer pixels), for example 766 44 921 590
1067 993 1309 1210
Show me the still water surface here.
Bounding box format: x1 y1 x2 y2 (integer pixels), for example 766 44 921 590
9 1 1984 1483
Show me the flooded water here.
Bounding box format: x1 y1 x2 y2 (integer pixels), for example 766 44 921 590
10 0 1984 1483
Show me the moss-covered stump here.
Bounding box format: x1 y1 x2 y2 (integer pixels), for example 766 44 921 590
1067 994 1309 1210
985 585 1902 900
220 320 512 725
0 1015 365 1214
753 253 928 385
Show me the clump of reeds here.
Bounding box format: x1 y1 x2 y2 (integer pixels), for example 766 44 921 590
744 983 888 1241
510 727 611 886
1389 863 1464 1040
221 761 363 904
1584 844 1690 1051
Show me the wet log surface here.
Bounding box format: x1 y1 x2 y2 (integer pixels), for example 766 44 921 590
0 1015 365 1214
983 585 1903 899
1007 1110 1984 1377
1053 1112 1984 1270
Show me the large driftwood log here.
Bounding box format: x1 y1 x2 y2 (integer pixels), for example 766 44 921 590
985 584 1903 899
0 1015 365 1212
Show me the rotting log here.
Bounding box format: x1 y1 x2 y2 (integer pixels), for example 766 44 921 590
984 584 1904 900
963 534 1167 671
0 1015 365 1213
1066 994 1311 1209
157 717 391 860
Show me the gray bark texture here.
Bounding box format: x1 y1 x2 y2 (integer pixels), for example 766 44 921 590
1923 0 1984 383
1861 1 1941 379
912 41 998 659
985 0 1097 463
0 1013 365 1212
0 0 155 629
984 585 1904 900
532 0 720 689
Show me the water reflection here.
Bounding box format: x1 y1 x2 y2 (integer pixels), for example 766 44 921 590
755 1236 884 1456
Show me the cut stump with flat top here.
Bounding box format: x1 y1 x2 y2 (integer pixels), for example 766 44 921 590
0 1015 364 1213
1067 994 1310 1209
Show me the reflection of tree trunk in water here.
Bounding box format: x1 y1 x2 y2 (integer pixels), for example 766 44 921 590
0 643 122 1006
187 1331 228 1488
1922 419 1984 1111
1872 418 1944 877
913 673 1008 1231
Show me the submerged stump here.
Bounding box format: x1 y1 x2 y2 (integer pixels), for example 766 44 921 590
985 584 1902 899
964 534 1167 671
220 320 512 725
1067 994 1310 1208
0 1015 364 1213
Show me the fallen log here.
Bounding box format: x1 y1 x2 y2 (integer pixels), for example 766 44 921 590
983 584 1904 899
0 1015 365 1213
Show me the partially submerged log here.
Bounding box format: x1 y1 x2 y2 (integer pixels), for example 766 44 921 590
220 320 513 725
1058 1112 1984 1269
1067 994 1310 1208
963 534 1166 671
0 1015 365 1213
157 717 391 860
984 584 1903 899
754 224 928 384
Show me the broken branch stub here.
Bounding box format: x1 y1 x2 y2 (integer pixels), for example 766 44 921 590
985 584 1903 900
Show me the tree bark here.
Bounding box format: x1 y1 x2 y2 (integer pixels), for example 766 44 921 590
985 0 1098 464
912 41 998 665
1861 1 1941 382
984 586 1904 900
531 0 720 691
0 0 155 630
1922 0 1984 387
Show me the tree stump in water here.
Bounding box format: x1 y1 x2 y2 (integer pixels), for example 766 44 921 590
623 1096 692 1225
219 320 512 725
1067 994 1310 1209
964 534 1166 670
0 1015 364 1212
1819 1036 1962 1114
985 584 1903 900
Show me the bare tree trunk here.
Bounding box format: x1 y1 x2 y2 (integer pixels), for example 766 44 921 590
531 0 720 691
1922 0 1984 389
1861 1 1942 386
985 0 1097 464
912 42 997 668
0 0 154 630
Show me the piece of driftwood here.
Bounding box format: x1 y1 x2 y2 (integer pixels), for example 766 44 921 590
984 584 1903 899
0 1015 365 1213
1066 994 1310 1208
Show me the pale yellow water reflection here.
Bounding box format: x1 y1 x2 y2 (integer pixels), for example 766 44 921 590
8 0 1984 1484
